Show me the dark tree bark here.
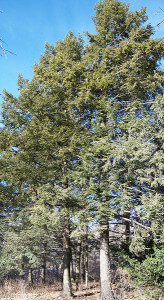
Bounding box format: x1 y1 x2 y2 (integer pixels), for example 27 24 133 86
124 212 130 247
41 265 46 284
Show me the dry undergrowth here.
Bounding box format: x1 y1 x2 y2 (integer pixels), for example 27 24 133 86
0 279 163 300
0 281 100 300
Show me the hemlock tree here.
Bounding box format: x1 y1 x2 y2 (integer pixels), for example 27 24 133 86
113 93 164 288
74 0 164 299
0 191 63 283
1 31 84 297
0 0 163 298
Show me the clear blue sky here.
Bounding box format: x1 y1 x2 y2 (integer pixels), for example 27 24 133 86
0 0 164 108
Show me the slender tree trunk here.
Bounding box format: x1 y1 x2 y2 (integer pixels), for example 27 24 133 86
41 265 46 284
40 243 47 284
70 247 75 285
125 212 130 245
62 215 72 297
75 238 81 290
62 161 72 297
100 220 113 300
28 268 33 285
85 249 88 287
80 241 85 284
97 132 113 299
21 264 25 280
85 226 89 287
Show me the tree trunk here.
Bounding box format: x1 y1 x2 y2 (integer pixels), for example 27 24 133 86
41 265 46 284
124 212 130 245
85 250 88 287
62 216 72 297
80 242 85 284
70 247 75 285
28 268 33 285
100 221 113 300
85 227 89 287
41 243 47 284
75 238 81 290
62 161 72 297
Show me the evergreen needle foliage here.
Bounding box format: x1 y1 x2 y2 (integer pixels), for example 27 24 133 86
0 0 163 298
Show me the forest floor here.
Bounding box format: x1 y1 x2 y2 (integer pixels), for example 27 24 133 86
0 280 163 300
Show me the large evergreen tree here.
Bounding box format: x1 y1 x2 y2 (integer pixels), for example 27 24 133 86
1 31 84 297
74 1 163 299
0 1 163 298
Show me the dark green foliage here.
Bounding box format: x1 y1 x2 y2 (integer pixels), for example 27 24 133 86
126 247 164 285
0 0 163 295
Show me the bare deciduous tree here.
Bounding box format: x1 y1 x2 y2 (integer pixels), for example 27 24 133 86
0 10 16 56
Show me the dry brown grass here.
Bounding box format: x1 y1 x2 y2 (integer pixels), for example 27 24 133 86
0 281 100 300
0 280 62 300
0 281 102 300
0 280 163 300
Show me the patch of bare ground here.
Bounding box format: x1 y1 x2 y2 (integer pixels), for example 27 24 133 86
0 280 163 300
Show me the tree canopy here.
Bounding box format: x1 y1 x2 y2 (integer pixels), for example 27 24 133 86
0 1 163 299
